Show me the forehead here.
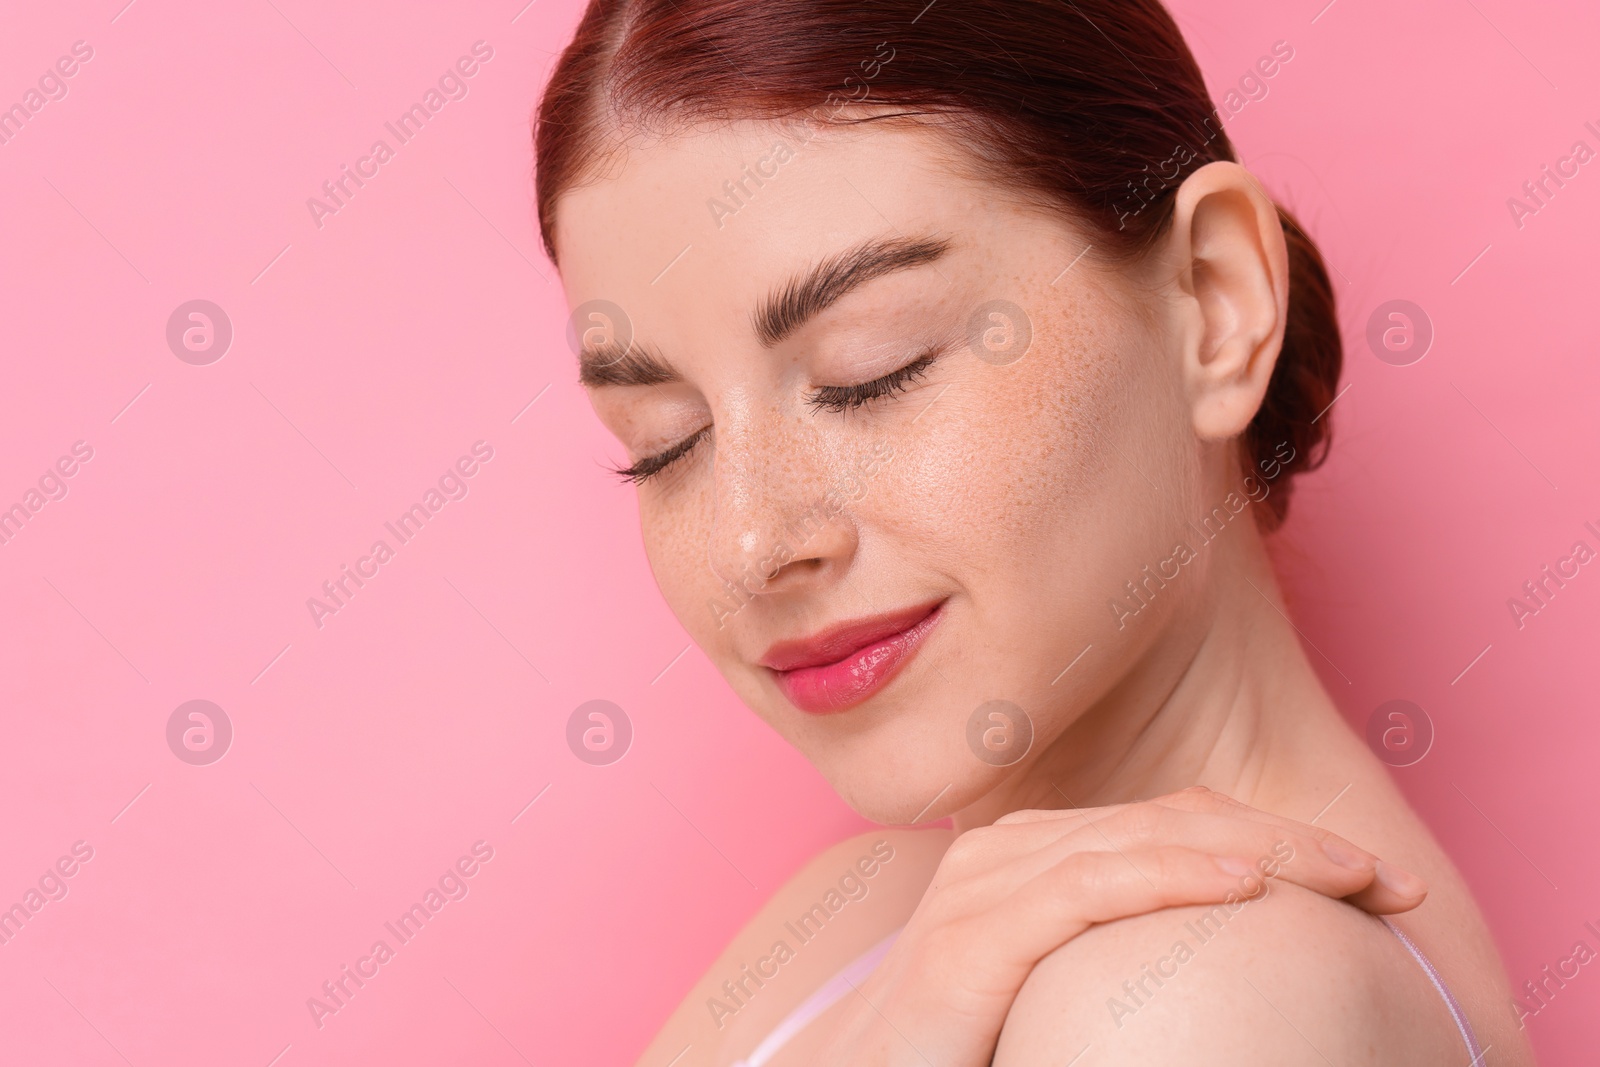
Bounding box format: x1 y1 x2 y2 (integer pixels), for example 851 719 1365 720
551 119 1005 337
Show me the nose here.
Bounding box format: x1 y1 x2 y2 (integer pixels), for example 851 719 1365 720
703 408 861 605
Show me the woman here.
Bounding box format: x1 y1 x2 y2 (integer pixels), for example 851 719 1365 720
534 0 1535 1062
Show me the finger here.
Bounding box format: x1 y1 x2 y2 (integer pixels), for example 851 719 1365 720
993 801 1126 825
988 788 1286 834
862 846 1285 1067
1154 790 1431 913
948 803 1428 917
1071 803 1428 913
1000 786 1345 843
1154 784 1346 836
962 846 1270 981
1154 784 1308 822
1148 788 1430 908
1344 861 1428 914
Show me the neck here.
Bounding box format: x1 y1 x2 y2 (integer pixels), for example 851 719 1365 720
951 519 1345 833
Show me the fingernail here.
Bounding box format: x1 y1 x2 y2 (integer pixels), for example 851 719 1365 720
1375 860 1426 896
1214 856 1252 876
1321 839 1373 870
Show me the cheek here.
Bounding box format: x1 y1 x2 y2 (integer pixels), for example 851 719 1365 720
639 482 723 640
860 280 1192 677
871 284 1132 570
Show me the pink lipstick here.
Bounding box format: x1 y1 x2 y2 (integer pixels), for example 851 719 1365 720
760 599 945 714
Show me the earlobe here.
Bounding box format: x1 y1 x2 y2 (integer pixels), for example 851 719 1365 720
1168 162 1290 443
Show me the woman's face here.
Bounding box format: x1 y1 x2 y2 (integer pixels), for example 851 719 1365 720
555 118 1222 824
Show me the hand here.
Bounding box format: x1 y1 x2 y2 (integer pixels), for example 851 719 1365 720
814 786 1426 1066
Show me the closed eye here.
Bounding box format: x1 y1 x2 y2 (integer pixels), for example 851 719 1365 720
610 425 711 485
611 347 942 486
806 347 941 413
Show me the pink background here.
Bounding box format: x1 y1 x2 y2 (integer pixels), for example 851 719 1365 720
0 0 1596 1063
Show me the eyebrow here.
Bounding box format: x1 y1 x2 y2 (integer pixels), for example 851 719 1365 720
753 234 951 347
575 233 951 387
577 340 679 388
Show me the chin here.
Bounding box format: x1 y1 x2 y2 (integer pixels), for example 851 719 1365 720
813 733 1003 827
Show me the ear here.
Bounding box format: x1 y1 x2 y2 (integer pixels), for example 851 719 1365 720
1163 162 1289 443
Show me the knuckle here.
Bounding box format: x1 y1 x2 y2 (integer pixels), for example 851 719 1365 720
915 918 971 965
1162 785 1235 811
915 886 962 926
1158 785 1213 807
994 807 1047 825
1281 830 1322 859
1055 849 1112 890
1208 788 1250 810
1124 852 1167 892
913 922 951 959
941 827 994 871
1116 801 1166 839
1146 847 1194 887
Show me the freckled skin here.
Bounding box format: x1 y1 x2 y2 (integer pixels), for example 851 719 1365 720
555 116 1535 1065
557 119 1201 820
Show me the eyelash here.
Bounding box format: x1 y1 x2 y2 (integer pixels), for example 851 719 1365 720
613 347 941 485
805 347 940 413
612 425 711 485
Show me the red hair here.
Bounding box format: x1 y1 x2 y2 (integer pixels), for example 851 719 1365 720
533 0 1340 527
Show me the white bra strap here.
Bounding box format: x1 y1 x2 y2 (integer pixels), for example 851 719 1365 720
733 927 904 1067
732 918 1484 1065
1381 916 1486 1064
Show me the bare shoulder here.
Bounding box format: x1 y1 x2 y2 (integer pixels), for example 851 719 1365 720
993 880 1468 1066
634 826 952 1067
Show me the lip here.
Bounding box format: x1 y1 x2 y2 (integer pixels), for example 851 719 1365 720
760 598 946 714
